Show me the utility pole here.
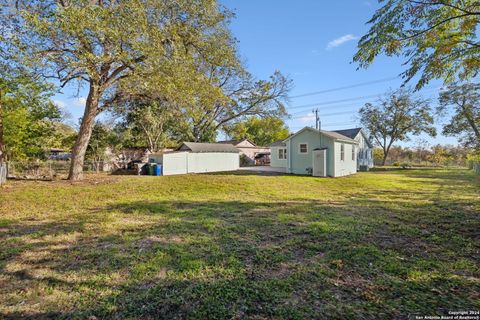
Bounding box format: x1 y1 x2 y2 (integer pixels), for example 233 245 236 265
312 108 320 130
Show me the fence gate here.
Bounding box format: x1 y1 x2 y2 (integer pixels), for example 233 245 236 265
0 162 6 185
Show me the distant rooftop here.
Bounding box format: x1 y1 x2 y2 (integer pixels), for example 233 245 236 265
270 140 286 147
332 128 362 140
178 142 240 153
217 139 241 145
217 138 258 147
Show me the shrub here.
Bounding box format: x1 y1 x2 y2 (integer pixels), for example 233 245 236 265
400 162 411 169
239 154 253 167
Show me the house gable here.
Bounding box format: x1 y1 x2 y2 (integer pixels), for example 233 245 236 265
287 129 336 176
235 139 257 148
359 130 373 149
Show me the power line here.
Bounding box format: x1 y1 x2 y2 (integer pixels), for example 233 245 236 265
287 85 441 111
322 122 358 127
289 76 400 99
288 102 362 116
289 121 358 130
289 109 357 119
288 93 381 110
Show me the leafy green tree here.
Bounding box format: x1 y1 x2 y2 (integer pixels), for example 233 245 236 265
354 0 480 88
7 0 236 180
3 94 64 160
130 65 291 143
438 83 480 149
225 116 290 146
359 88 436 165
184 71 291 142
114 99 176 153
429 144 449 166
0 51 62 161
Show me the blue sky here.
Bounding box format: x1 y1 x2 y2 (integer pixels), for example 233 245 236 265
53 0 458 147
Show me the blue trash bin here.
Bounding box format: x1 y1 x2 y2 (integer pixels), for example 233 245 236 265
154 164 162 176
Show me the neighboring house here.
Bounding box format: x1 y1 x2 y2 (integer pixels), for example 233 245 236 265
149 142 240 175
333 128 374 169
217 139 270 166
271 127 359 177
270 140 287 168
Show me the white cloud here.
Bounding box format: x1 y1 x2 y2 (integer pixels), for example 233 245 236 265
363 1 372 6
326 34 359 50
53 100 66 108
299 112 316 123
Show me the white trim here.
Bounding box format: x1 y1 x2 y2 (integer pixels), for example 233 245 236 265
299 143 308 154
287 140 292 173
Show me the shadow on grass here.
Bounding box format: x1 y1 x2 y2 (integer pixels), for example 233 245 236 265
205 169 290 177
401 167 478 182
1 195 479 319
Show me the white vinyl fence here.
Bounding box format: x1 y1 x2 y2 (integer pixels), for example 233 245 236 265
0 162 6 185
149 152 240 176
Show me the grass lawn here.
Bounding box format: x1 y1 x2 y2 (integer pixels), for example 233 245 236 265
0 168 479 319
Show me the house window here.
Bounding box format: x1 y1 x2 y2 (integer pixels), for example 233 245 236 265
299 143 308 154
352 146 355 161
340 144 345 161
278 148 287 160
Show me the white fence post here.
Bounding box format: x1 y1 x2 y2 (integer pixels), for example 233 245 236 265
0 162 6 185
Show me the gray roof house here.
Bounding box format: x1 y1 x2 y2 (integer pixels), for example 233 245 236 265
333 128 374 169
270 126 374 176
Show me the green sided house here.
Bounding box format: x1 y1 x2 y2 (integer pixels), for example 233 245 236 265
270 127 359 177
333 128 374 169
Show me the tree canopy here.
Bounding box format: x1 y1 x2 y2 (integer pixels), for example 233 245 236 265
359 88 437 165
113 99 176 153
438 82 480 149
354 0 480 89
4 0 240 180
224 116 290 147
1 82 71 160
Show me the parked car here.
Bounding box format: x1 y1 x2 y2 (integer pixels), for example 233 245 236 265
48 153 72 161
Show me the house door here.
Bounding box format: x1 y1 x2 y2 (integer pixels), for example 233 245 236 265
312 149 327 177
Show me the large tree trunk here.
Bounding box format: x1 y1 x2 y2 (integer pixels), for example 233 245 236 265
381 152 388 166
0 88 4 164
463 111 480 147
381 139 394 166
68 84 100 181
